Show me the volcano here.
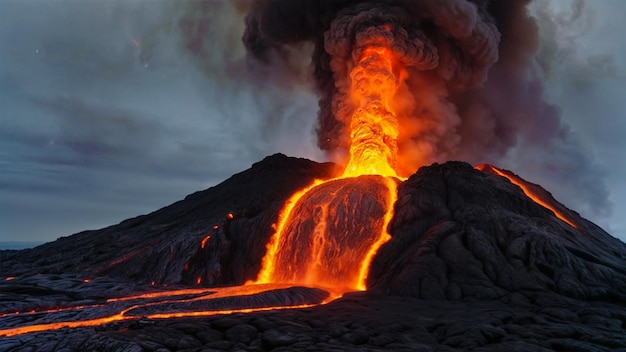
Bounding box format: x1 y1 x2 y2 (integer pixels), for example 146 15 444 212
1 154 626 351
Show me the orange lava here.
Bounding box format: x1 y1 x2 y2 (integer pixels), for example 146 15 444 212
0 312 132 337
343 46 399 178
0 304 104 320
355 176 398 290
253 176 397 292
475 164 578 229
0 284 334 338
106 288 212 303
144 304 316 320
200 235 211 249
253 180 325 285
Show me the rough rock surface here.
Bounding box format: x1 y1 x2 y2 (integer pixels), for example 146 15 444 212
2 292 625 351
370 161 626 303
1 155 626 351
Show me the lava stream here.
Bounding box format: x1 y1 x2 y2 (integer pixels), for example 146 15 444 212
0 284 332 337
475 164 578 229
253 176 398 292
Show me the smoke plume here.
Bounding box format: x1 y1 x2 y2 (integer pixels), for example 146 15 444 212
168 1 610 221
233 0 611 220
241 0 506 173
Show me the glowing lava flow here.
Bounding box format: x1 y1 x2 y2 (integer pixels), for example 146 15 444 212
254 176 398 292
0 284 330 337
253 42 403 293
254 180 326 285
475 164 578 229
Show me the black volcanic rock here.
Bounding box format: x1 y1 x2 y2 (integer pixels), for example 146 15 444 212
2 156 626 304
2 155 626 351
3 156 626 303
369 161 626 304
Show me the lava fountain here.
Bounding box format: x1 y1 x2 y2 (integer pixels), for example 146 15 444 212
254 29 405 293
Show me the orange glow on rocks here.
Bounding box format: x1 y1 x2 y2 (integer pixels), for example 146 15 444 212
475 164 578 229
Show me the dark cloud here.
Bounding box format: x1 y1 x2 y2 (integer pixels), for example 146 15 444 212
0 0 306 243
230 0 615 226
523 0 626 231
31 96 172 167
240 0 503 169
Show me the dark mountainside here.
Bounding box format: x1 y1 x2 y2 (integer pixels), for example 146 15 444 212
1 154 626 351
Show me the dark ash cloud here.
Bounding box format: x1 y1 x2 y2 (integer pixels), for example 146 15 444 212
219 0 613 223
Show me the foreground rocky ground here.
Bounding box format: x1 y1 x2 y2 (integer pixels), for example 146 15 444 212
2 156 626 351
1 286 625 352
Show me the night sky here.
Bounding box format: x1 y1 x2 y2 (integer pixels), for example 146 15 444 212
2 0 625 245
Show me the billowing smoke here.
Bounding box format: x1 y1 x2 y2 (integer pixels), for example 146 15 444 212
169 1 610 221
234 0 611 220
242 0 505 174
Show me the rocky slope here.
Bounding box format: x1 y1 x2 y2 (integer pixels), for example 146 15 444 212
1 154 625 351
370 161 626 303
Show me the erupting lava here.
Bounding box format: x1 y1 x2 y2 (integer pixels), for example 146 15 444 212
253 37 404 292
343 46 400 178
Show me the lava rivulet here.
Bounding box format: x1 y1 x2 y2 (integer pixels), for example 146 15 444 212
476 164 578 229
